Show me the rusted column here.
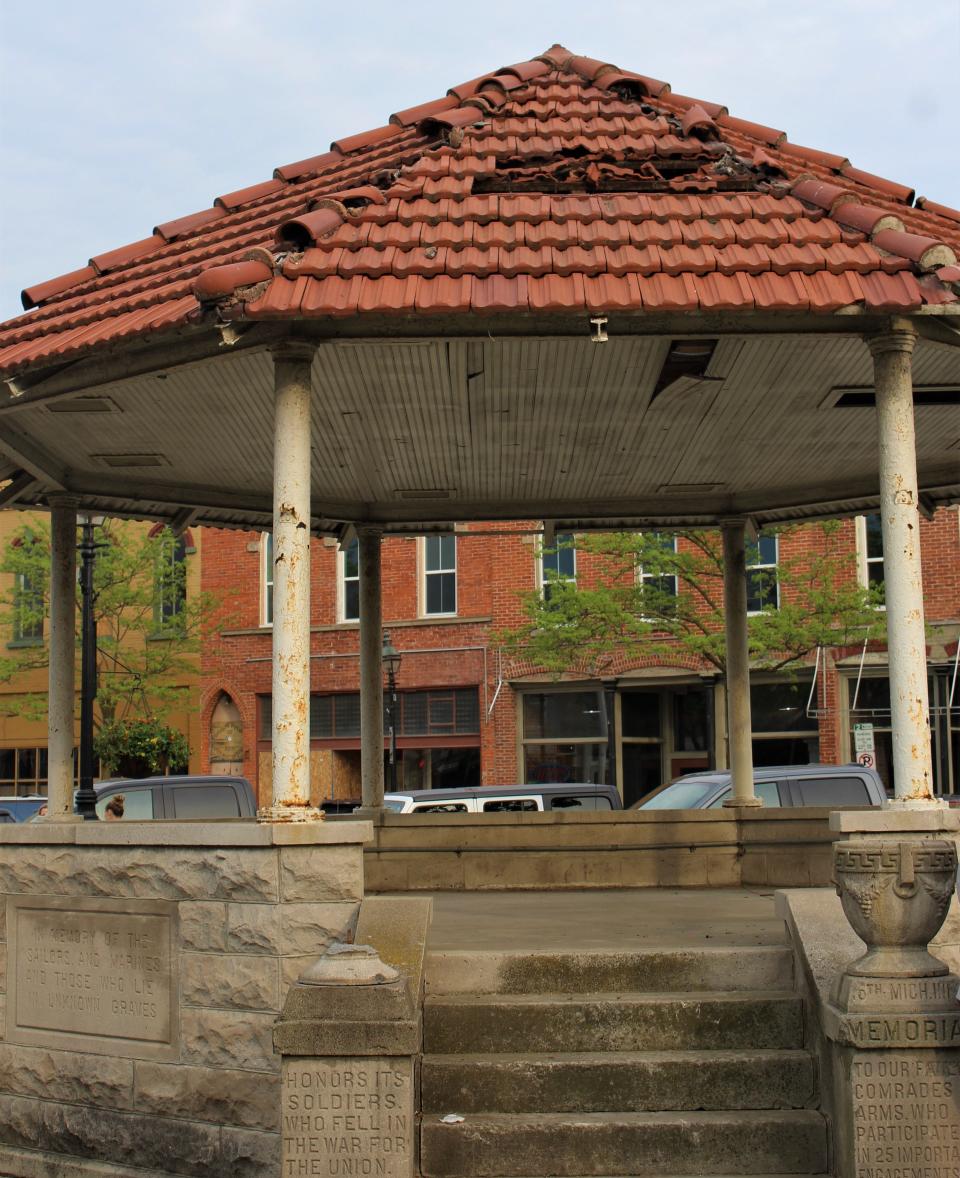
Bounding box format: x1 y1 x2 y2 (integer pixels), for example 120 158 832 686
869 323 935 805
358 528 385 815
721 518 760 807
46 496 79 820
262 343 320 821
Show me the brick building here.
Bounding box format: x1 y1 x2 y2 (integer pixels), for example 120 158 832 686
200 509 960 807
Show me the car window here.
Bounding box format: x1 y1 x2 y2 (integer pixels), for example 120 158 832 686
640 780 717 809
482 797 540 812
0 810 15 823
410 801 469 813
549 794 613 810
792 777 871 806
383 798 407 812
170 785 241 818
96 789 154 820
706 781 781 809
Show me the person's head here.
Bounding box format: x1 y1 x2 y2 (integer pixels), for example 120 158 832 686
37 803 47 817
104 795 125 821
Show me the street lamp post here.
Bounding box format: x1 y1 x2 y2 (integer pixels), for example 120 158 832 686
76 514 105 820
382 631 402 794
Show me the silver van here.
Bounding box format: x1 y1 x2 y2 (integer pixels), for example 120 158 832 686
383 783 623 814
633 763 886 810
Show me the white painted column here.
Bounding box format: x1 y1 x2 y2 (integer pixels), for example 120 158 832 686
721 518 760 806
358 528 385 814
265 343 318 820
869 323 935 805
46 496 79 820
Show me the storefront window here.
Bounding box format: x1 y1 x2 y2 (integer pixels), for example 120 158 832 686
525 743 608 784
750 679 818 765
521 690 610 784
522 692 605 740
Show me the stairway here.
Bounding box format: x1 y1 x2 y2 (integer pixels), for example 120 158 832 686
419 945 828 1178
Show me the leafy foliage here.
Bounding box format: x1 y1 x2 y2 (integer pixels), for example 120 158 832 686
0 519 218 726
498 525 885 678
94 718 190 776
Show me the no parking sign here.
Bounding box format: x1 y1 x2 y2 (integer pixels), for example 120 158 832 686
854 722 875 770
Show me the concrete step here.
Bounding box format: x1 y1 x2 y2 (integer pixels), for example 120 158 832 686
423 992 804 1054
426 946 794 996
421 1049 817 1114
420 1109 828 1176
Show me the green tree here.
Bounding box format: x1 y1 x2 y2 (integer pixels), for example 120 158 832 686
0 519 217 728
498 525 886 678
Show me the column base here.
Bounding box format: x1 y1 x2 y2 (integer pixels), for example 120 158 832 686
256 804 324 824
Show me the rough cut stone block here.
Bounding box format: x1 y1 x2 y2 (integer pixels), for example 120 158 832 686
0 847 278 903
181 1008 280 1073
220 1126 281 1178
280 847 363 903
227 901 356 955
178 902 227 952
0 941 6 993
0 1043 133 1108
181 953 279 1012
0 1093 222 1176
135 1061 279 1131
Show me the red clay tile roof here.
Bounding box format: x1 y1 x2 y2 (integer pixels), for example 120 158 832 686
2 43 958 378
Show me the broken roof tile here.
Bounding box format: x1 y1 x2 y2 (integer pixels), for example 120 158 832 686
802 270 864 310
193 260 273 301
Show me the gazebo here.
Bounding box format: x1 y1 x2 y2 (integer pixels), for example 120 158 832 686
1 43 958 821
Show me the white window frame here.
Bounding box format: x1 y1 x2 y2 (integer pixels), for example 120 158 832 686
538 532 577 599
420 534 457 617
856 514 885 606
261 533 273 627
746 534 779 615
338 538 360 623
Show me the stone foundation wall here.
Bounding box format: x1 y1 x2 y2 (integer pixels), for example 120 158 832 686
0 821 370 1178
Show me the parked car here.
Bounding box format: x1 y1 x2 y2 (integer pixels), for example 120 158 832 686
382 783 623 814
85 775 257 820
0 795 47 822
632 763 887 810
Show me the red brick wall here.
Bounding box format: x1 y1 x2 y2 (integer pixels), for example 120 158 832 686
200 509 960 793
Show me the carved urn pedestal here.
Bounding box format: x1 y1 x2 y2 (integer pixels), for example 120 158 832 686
824 808 960 1178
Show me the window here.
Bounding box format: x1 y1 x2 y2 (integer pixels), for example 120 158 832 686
638 532 678 598
746 534 779 612
423 534 456 615
750 679 818 765
340 537 360 622
154 532 186 630
540 532 576 602
12 570 43 643
521 689 610 785
857 514 885 602
262 533 274 626
259 688 480 740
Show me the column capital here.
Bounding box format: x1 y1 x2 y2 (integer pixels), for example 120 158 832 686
45 493 79 510
717 515 747 532
271 341 317 367
866 320 917 359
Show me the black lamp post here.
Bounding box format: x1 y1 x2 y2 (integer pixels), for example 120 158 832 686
76 514 105 820
382 630 402 794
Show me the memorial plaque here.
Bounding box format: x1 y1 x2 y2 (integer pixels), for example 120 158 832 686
282 1057 414 1177
851 1051 960 1178
7 895 178 1060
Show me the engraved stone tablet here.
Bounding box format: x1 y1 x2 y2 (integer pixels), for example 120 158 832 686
850 1050 960 1178
282 1057 414 1177
8 895 178 1060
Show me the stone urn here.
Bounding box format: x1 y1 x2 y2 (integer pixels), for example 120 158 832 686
834 838 957 978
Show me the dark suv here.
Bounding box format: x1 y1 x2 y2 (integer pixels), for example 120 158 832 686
633 763 887 810
89 775 257 820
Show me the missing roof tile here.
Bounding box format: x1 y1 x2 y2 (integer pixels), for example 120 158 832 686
652 340 719 399
821 386 960 409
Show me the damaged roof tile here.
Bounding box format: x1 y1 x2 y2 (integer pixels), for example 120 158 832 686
3 45 959 376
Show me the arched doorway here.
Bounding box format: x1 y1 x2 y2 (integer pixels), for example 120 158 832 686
209 693 243 776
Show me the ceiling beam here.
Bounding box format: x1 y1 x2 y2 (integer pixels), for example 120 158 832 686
0 425 66 488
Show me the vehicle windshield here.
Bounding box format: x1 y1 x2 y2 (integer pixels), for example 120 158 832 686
639 779 717 809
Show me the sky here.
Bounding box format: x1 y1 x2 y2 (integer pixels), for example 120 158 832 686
1 0 958 323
